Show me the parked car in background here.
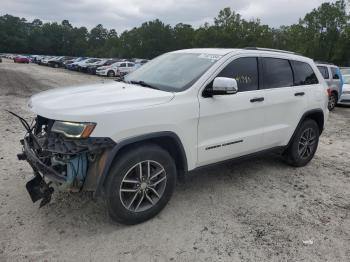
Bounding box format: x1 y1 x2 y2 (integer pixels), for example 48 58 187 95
96 61 135 77
14 56 30 63
77 58 102 72
316 62 343 111
66 58 89 70
31 55 43 64
134 59 148 69
63 57 85 68
48 56 74 68
39 56 56 66
67 58 100 71
87 59 118 74
340 67 350 76
338 74 350 105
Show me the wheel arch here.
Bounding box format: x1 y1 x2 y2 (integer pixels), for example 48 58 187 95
95 131 188 197
287 109 324 149
331 90 339 100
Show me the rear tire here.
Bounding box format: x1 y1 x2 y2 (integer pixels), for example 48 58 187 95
284 119 319 167
328 93 337 111
105 144 176 225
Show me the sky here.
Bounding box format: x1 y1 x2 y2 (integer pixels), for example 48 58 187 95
1 0 335 31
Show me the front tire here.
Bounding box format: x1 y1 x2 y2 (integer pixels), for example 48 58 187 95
107 70 115 77
106 144 177 225
284 119 320 167
328 93 337 111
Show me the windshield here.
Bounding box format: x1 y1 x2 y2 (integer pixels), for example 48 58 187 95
343 75 350 84
124 52 222 92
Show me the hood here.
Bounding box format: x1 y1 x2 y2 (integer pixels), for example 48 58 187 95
28 81 175 121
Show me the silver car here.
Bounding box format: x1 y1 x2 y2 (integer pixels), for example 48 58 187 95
338 75 350 106
317 63 343 111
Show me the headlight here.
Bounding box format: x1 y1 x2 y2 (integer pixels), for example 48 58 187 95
51 121 96 139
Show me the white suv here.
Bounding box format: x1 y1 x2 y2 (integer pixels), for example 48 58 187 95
14 48 329 224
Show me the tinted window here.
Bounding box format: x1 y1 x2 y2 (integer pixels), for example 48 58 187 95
317 66 329 79
120 63 126 67
331 67 340 80
217 57 259 92
262 58 293 89
291 61 318 85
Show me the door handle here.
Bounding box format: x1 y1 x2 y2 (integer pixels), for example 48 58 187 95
250 97 264 103
294 92 305 96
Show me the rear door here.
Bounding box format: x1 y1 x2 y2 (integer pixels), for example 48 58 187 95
260 57 309 148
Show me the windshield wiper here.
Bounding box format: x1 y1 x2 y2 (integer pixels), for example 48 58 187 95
130 80 159 90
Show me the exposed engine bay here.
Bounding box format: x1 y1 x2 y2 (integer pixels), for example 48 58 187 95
9 111 115 207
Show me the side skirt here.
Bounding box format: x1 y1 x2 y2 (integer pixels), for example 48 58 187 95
190 146 286 173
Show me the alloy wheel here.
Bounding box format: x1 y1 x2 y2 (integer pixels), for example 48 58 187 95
298 128 316 159
329 95 336 110
119 160 167 212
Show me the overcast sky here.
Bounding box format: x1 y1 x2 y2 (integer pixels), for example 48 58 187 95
1 0 334 31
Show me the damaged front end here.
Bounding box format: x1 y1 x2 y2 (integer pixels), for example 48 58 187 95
11 112 115 207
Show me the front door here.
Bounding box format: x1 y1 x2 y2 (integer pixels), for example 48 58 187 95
197 56 266 166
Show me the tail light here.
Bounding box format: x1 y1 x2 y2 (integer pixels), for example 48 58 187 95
327 88 331 97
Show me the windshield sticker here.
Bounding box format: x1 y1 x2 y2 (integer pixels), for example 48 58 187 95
198 54 222 61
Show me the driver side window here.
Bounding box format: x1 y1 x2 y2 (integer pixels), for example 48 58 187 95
217 57 259 92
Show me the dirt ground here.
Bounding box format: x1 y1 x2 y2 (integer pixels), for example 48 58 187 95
0 59 349 262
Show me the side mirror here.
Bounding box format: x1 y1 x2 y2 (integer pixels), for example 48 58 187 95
203 77 238 97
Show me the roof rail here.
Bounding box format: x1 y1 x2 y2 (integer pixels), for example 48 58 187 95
244 47 300 55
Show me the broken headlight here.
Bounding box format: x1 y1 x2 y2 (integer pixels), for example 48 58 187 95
51 121 96 139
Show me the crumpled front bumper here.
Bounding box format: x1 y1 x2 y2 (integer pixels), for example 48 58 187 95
14 113 117 206
21 137 66 183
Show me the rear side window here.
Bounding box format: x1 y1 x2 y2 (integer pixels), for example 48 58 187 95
262 58 293 89
317 66 329 79
291 61 319 85
217 57 259 92
331 67 340 80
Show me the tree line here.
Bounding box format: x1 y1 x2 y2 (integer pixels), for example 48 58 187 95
1 0 349 65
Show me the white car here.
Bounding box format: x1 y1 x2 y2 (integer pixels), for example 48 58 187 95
15 48 328 225
338 75 350 105
96 61 135 77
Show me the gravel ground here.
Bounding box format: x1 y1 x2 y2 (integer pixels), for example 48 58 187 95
0 59 349 262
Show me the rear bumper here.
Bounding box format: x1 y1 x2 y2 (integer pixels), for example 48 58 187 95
338 93 350 105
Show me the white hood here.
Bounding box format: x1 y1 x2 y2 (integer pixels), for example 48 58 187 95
28 81 174 121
